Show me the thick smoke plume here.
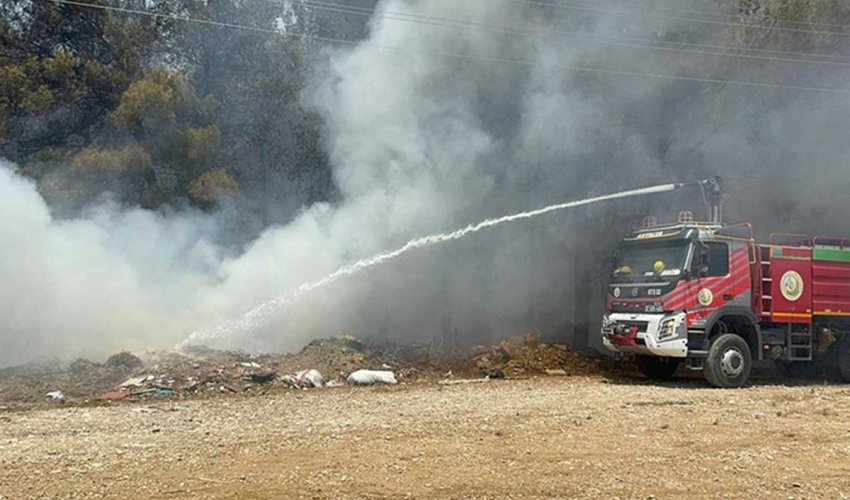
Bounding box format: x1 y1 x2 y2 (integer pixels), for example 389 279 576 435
3 0 850 366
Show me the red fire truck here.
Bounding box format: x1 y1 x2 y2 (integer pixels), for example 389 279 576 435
602 178 850 387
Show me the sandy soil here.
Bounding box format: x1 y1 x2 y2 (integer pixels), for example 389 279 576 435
2 373 850 499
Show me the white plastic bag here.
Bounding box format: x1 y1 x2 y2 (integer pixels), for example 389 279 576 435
346 369 398 385
294 369 324 388
46 390 65 403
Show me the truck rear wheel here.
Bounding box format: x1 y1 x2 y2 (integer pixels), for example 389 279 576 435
703 333 751 388
635 356 679 380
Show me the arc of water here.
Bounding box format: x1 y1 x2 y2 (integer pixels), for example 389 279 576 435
182 181 682 345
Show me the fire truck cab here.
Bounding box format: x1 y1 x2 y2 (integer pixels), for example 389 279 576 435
602 216 760 387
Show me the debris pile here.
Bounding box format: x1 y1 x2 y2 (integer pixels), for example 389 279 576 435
0 351 145 404
277 336 395 381
0 334 604 405
109 347 291 399
468 333 601 377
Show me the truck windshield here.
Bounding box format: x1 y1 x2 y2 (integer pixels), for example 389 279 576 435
612 240 691 283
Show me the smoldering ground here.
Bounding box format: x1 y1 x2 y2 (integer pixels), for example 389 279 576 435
2 0 849 367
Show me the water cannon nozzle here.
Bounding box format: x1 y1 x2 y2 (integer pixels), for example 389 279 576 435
701 176 722 193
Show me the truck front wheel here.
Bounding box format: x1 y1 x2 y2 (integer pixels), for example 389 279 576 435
704 333 751 388
635 356 679 380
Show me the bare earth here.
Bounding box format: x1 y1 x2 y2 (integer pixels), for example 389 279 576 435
2 374 850 499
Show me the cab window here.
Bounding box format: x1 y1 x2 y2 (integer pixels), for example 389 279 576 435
702 242 729 276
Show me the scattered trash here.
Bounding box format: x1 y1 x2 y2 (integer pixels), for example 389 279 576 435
129 388 156 397
481 368 505 379
439 378 491 386
120 375 154 388
97 391 129 401
245 372 277 384
347 370 398 386
282 369 324 388
0 334 603 403
155 388 176 398
297 369 324 388
46 391 65 403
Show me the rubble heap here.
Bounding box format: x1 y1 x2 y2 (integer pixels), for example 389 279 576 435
469 333 603 377
275 336 394 381
0 334 605 405
0 352 144 404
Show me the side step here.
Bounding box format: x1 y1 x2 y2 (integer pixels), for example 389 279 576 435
788 327 813 361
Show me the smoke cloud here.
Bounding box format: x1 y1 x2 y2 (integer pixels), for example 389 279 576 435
3 0 850 366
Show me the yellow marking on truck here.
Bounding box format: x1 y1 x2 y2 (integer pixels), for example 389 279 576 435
771 312 812 319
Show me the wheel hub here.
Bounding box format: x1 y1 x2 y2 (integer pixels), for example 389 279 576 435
720 348 744 377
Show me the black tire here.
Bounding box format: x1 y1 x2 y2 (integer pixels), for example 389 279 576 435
703 333 752 388
635 356 679 380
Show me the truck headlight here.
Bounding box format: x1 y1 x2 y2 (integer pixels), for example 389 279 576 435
658 318 677 340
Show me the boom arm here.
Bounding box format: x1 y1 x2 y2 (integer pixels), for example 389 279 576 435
703 177 723 224
670 177 723 224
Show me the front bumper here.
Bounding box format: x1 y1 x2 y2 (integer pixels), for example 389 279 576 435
601 312 688 358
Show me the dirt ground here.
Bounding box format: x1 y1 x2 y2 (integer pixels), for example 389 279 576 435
3 372 850 499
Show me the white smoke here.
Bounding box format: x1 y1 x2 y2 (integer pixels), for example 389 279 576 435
3 0 847 366
0 162 354 365
0 163 213 365
0 0 719 366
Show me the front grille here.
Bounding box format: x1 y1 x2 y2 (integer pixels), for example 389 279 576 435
620 321 649 333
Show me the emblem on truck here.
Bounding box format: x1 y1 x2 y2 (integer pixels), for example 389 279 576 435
780 271 804 302
698 288 714 306
613 287 621 298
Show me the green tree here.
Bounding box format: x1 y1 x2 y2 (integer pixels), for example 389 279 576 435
0 0 347 216
107 68 221 207
0 1 162 159
188 167 239 205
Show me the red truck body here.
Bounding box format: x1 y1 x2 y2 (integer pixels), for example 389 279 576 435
602 221 850 387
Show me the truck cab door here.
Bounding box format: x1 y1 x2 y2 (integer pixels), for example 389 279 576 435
685 241 741 329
